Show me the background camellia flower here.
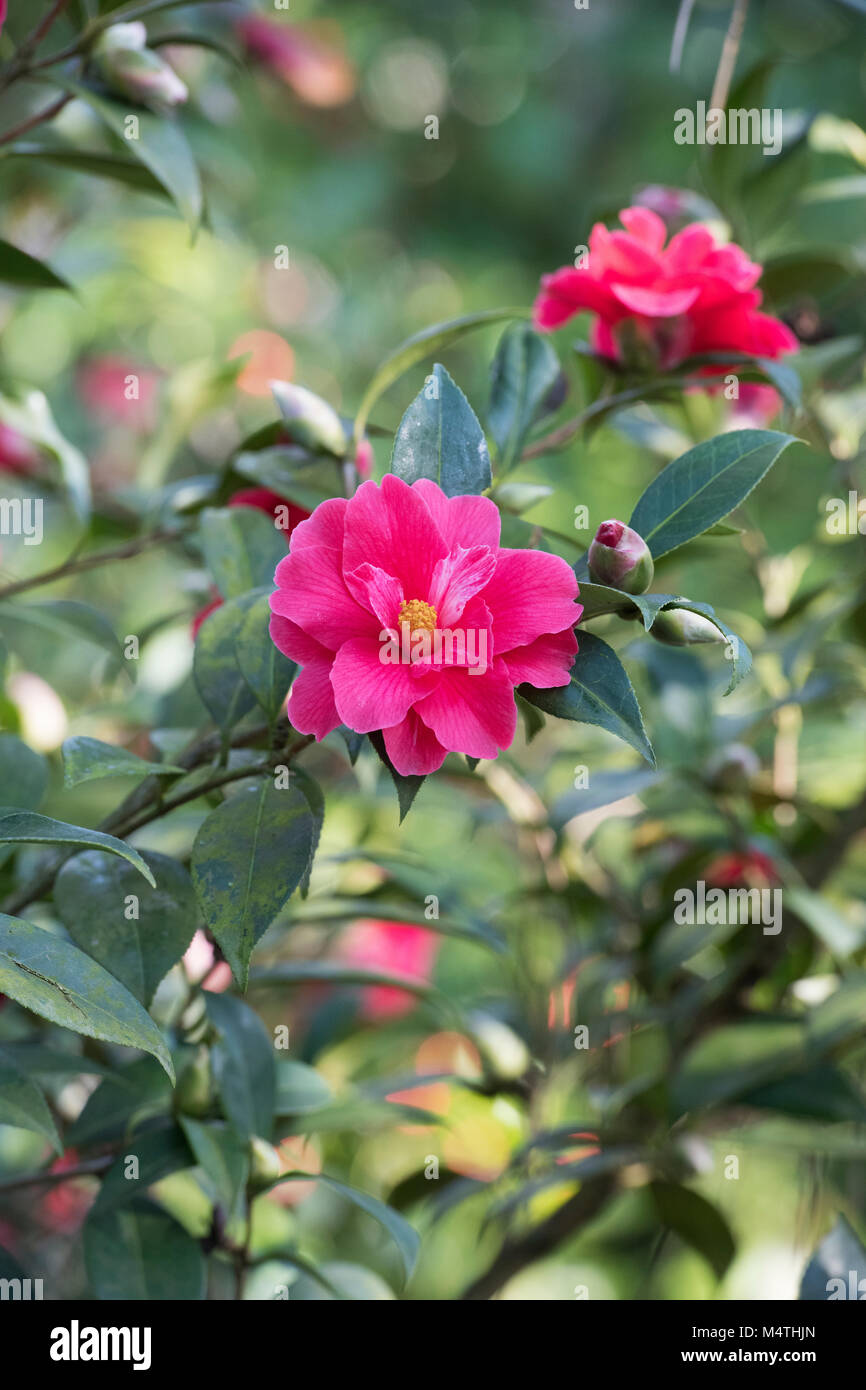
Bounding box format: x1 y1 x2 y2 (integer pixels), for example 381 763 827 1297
268 474 582 775
77 356 160 431
533 206 797 375
340 919 439 1019
236 15 355 108
192 487 310 636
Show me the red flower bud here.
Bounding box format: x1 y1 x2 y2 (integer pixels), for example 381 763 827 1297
588 519 654 593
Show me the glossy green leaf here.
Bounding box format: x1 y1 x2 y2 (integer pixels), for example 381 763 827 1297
368 730 426 822
62 736 182 788
84 1199 205 1300
520 631 655 765
192 590 259 730
199 508 286 600
488 322 561 470
178 1116 249 1212
235 591 296 721
54 850 197 1005
0 808 155 884
391 362 491 496
629 429 797 559
205 992 275 1139
0 1048 61 1153
192 780 315 988
0 915 173 1080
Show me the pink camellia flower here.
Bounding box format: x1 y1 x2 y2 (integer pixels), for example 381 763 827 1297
192 487 310 637
340 919 438 1020
268 474 582 775
534 206 797 372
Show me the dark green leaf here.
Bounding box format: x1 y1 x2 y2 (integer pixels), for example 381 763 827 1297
235 591 296 722
205 992 275 1139
84 1199 205 1300
650 1181 736 1280
54 850 197 1005
0 1047 61 1153
0 807 155 883
192 590 259 730
488 323 561 470
629 429 797 560
520 631 655 765
391 362 491 497
368 730 426 821
178 1116 249 1212
62 735 182 788
0 237 70 291
191 780 315 988
0 914 174 1079
199 508 286 600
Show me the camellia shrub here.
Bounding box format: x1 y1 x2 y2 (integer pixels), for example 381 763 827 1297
0 0 865 1305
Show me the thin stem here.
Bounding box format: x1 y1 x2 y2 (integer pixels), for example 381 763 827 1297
0 91 72 146
0 1156 112 1193
0 0 72 93
709 0 750 112
0 527 189 601
669 0 697 74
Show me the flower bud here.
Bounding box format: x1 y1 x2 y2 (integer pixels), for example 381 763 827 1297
651 607 724 646
94 24 188 110
248 1137 283 1191
174 1045 212 1117
588 519 654 593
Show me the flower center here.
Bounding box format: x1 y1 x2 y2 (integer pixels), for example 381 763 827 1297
398 598 438 634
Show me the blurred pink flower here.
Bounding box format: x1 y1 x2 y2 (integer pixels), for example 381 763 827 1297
729 381 781 427
77 356 160 431
534 206 797 373
236 15 355 108
340 919 438 1019
269 474 581 775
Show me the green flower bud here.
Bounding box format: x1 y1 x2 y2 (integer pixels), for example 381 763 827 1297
94 23 188 110
588 520 654 594
174 1045 212 1117
651 607 724 646
248 1137 283 1191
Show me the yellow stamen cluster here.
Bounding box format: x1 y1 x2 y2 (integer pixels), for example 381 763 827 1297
398 598 438 633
